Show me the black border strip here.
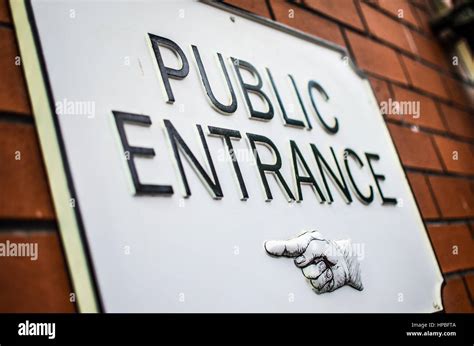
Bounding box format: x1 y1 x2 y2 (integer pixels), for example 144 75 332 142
25 0 105 312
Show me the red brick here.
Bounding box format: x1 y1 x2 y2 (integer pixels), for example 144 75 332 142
387 123 443 171
0 232 75 312
428 224 474 273
378 0 419 28
304 0 364 30
346 31 407 83
368 76 391 105
428 176 474 218
444 77 474 109
0 122 55 220
224 0 271 18
360 3 413 53
411 0 430 11
412 6 432 33
411 30 451 69
433 136 474 175
389 85 445 131
401 56 449 99
465 274 474 300
440 103 474 140
443 277 473 313
0 28 31 115
407 172 439 219
360 4 451 72
271 0 345 46
0 0 10 23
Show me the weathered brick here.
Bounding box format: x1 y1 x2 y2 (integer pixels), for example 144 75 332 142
412 6 432 33
360 4 451 73
387 123 443 171
411 0 430 11
346 31 407 83
378 0 419 28
407 172 439 219
442 277 473 313
389 85 445 131
360 3 413 53
444 77 474 109
0 232 75 312
0 28 31 115
0 122 55 220
428 176 474 218
304 0 364 30
411 30 451 70
271 0 345 46
428 224 474 273
224 0 271 18
440 103 474 140
433 136 474 175
401 56 449 99
0 0 10 24
465 274 474 301
368 76 391 105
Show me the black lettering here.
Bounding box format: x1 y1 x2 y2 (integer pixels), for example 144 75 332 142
192 45 237 114
311 144 352 204
208 126 248 200
289 75 312 129
266 69 305 128
113 111 173 195
308 80 339 134
290 140 326 202
232 58 274 121
247 133 294 201
149 34 189 103
164 120 223 199
344 149 374 204
365 152 397 205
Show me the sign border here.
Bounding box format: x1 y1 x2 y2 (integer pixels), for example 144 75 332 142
10 0 444 313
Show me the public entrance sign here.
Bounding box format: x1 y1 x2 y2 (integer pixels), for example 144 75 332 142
12 0 443 312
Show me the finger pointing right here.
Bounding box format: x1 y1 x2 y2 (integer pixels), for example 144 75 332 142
264 231 316 257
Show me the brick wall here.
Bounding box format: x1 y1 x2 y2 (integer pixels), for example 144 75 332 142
0 0 472 312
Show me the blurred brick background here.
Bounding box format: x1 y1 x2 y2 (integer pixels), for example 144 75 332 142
0 0 472 312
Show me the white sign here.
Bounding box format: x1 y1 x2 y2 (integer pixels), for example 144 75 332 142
13 0 443 312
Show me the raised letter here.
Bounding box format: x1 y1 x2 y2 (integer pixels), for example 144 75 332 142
290 140 326 202
311 145 352 204
247 133 294 201
266 69 305 128
192 45 237 114
365 153 397 205
149 34 189 103
232 58 274 121
164 120 223 199
308 80 339 134
113 111 173 195
344 149 374 204
208 126 248 200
